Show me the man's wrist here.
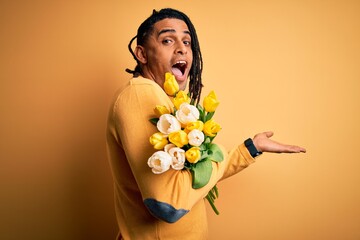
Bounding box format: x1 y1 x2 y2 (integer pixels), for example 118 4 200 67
244 138 262 158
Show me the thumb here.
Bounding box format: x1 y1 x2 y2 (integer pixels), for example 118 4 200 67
264 131 274 138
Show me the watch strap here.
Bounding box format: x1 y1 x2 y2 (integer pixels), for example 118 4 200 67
244 138 262 158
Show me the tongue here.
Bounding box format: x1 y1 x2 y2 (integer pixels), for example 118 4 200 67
171 67 183 77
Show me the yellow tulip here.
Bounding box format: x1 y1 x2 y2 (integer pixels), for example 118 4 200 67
185 147 201 164
164 72 179 96
203 119 221 137
168 130 188 148
203 91 220 113
149 132 168 150
172 90 190 110
185 120 204 133
154 105 170 117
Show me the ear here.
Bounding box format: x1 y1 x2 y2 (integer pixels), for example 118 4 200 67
134 45 147 64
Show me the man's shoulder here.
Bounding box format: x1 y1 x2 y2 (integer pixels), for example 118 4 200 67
112 76 166 106
130 76 158 86
119 77 161 95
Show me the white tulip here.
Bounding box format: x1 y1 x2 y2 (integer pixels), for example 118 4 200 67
168 146 186 170
175 103 200 124
157 114 181 135
188 129 205 147
164 143 176 153
147 151 172 174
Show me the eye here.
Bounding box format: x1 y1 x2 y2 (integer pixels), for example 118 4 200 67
162 39 173 44
183 40 191 46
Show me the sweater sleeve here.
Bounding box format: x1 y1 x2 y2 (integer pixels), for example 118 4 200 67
109 78 255 223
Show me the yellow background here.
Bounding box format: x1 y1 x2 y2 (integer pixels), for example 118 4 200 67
1 0 359 239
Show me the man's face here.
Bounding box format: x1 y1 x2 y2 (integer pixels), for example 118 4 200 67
138 18 193 91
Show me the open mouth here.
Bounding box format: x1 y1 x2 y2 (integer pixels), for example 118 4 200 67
171 61 187 77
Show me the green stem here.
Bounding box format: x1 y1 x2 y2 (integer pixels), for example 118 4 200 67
206 194 219 215
206 185 220 215
214 185 219 198
208 188 216 200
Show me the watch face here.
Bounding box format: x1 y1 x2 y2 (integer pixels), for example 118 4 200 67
244 138 262 157
245 138 253 147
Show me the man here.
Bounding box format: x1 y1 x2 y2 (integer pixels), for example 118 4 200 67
106 8 305 240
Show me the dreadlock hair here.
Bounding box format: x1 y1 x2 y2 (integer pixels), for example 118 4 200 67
125 8 204 105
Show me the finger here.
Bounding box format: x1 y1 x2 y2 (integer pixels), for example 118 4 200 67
298 147 306 153
291 145 306 153
284 145 306 153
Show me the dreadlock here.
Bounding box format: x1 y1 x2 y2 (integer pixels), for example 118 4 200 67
125 8 204 105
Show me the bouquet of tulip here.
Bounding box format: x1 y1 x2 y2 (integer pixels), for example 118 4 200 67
147 72 223 214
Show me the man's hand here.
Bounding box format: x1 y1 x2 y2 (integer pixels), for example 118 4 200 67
252 131 306 154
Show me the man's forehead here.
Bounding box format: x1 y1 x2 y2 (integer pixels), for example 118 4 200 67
154 18 190 35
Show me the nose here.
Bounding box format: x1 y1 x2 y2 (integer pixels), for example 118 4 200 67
175 42 187 55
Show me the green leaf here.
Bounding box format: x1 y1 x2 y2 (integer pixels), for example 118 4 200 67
205 111 215 121
197 105 205 122
149 118 159 126
199 144 207 151
199 151 209 161
190 159 213 189
209 144 224 162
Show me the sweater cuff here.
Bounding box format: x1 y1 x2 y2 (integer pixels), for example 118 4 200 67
220 143 256 181
239 143 256 165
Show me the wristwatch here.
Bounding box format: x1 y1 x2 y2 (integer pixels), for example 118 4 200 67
244 138 262 158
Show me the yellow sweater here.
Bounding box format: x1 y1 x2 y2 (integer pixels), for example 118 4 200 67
106 77 255 240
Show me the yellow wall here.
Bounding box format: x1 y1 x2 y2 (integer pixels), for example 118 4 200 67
1 0 359 239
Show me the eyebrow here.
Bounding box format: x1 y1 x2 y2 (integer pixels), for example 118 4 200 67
158 28 191 37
